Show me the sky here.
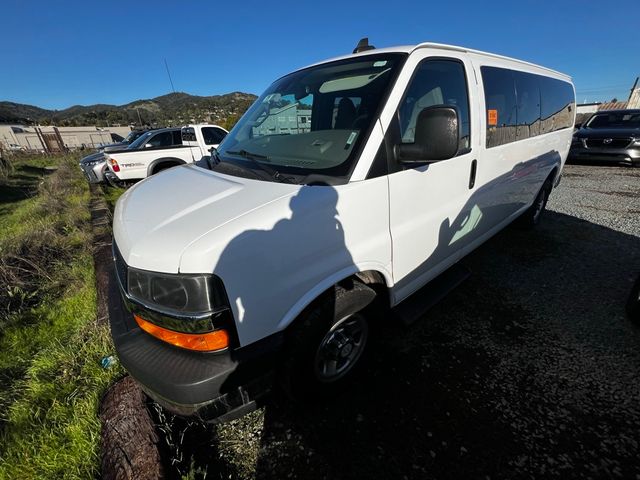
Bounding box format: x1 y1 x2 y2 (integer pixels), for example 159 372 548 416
1 0 638 110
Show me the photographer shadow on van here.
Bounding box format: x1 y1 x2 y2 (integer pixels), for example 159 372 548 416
215 183 381 403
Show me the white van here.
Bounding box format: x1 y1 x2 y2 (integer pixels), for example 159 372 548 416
110 41 575 422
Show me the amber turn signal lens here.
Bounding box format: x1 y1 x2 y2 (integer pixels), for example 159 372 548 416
134 314 229 352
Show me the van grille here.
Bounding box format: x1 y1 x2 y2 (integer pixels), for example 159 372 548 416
585 138 631 149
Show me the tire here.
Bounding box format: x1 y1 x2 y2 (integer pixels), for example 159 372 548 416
280 280 376 399
517 176 553 228
626 275 640 324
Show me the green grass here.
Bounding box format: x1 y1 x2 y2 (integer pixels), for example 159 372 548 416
100 184 125 211
0 153 123 480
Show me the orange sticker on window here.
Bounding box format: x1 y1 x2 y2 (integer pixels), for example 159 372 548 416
488 109 498 126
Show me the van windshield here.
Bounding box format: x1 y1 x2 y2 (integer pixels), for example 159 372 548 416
216 53 407 183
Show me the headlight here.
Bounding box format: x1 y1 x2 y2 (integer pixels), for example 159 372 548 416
127 268 226 314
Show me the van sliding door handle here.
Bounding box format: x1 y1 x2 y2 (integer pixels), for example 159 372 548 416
468 159 477 189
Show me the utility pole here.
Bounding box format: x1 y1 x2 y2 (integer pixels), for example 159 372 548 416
136 107 143 127
628 76 640 109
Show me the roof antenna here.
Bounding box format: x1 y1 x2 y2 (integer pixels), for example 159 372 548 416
164 58 176 94
353 37 375 54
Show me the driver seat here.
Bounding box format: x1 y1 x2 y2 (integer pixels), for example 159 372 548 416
334 98 356 129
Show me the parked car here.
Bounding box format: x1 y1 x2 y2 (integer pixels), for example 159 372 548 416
104 124 227 184
79 129 152 184
568 109 640 167
109 41 575 423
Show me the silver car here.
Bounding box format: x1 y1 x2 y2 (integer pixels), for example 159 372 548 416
79 130 149 183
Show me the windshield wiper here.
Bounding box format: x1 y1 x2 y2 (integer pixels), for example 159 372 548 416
226 149 270 161
207 147 265 180
225 149 296 184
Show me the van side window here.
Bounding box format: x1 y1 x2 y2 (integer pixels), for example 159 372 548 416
540 77 575 134
482 66 575 147
398 59 470 152
514 71 541 140
481 67 517 148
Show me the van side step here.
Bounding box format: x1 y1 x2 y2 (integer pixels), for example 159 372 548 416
394 263 471 326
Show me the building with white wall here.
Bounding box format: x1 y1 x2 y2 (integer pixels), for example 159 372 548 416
0 125 131 151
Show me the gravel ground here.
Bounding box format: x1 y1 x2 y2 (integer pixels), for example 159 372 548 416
175 164 640 480
548 164 640 236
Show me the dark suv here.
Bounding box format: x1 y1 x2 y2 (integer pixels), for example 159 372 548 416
569 109 640 167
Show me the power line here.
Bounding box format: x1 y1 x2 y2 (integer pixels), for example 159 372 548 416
575 82 634 95
576 83 630 90
576 87 629 93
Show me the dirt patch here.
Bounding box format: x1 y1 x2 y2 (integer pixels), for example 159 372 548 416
90 185 169 479
89 184 113 325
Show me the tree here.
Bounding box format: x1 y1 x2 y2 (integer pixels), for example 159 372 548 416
222 114 240 131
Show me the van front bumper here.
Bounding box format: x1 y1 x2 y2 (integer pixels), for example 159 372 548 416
108 267 282 423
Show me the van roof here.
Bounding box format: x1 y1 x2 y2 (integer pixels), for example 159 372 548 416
300 42 572 82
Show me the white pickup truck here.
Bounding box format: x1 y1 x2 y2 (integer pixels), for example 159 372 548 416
105 124 228 183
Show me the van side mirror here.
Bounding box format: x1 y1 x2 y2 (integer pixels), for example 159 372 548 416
395 105 460 164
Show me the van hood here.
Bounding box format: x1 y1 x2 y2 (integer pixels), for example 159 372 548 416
113 164 298 273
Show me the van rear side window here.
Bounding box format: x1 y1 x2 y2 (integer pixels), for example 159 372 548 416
539 77 575 134
482 67 517 148
514 71 541 140
482 66 574 148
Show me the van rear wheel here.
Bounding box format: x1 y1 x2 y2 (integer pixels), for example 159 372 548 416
280 281 376 399
518 177 553 228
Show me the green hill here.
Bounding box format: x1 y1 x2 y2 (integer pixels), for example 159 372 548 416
0 91 257 128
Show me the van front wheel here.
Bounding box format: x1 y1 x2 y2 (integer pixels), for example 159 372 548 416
281 281 376 399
